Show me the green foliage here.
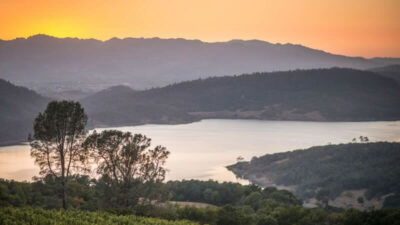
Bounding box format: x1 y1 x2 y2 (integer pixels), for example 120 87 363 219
0 207 199 225
217 205 253 225
165 180 247 205
83 130 169 208
176 206 219 225
164 180 301 209
1 178 400 225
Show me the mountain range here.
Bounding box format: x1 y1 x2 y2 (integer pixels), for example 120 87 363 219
1 34 399 95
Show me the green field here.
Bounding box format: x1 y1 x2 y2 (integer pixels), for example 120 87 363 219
0 207 198 225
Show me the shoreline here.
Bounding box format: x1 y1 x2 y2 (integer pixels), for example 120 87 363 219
2 118 400 147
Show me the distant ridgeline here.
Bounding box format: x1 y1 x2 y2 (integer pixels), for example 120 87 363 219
82 68 400 127
2 34 399 92
227 142 400 210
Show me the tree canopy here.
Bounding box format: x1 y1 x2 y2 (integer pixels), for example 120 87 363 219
83 130 169 208
30 101 88 209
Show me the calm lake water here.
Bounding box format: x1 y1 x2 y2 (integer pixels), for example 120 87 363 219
1 119 400 182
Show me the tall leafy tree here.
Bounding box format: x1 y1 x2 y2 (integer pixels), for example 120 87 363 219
30 101 89 209
83 130 169 208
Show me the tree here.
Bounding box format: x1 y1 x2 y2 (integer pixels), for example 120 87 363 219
30 101 89 209
83 130 169 208
316 189 330 209
236 156 245 162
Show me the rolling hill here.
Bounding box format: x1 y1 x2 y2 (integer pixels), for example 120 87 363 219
0 79 49 145
81 68 400 127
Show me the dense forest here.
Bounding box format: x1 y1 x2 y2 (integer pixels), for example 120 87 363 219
82 68 400 126
227 142 400 209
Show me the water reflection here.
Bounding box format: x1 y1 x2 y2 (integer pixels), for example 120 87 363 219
1 119 400 182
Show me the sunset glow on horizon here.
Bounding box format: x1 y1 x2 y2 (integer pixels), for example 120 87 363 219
1 0 399 57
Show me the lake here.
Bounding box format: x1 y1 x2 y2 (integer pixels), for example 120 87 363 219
1 119 400 182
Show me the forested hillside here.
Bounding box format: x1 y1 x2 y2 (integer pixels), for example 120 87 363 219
82 68 400 127
0 79 49 145
227 142 400 209
2 68 400 144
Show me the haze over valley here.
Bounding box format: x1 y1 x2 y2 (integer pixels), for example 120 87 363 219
1 0 400 223
1 35 400 96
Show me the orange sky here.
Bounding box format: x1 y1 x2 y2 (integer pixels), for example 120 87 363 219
0 0 399 57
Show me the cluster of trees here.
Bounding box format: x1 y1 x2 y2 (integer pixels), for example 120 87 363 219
0 176 300 211
28 100 169 210
352 136 369 142
228 142 400 207
165 180 301 207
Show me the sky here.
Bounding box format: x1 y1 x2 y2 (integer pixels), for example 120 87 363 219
0 0 399 58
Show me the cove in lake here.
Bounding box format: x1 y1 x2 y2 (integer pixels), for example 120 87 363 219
1 119 400 182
